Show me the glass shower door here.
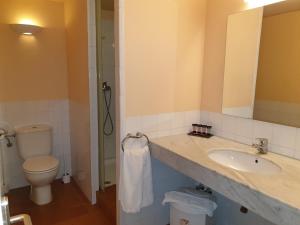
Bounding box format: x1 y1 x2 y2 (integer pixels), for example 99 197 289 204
96 0 116 191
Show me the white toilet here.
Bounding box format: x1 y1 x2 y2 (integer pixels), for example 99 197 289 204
16 124 59 205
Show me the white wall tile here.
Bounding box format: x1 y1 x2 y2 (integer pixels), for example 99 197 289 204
141 115 158 132
235 135 253 146
199 111 300 161
209 112 223 134
253 120 273 142
222 115 237 135
221 131 237 142
173 112 186 129
270 145 295 158
157 113 173 132
125 110 200 140
200 110 210 124
125 112 300 160
125 116 141 134
155 130 171 138
236 118 253 138
272 124 297 149
184 111 201 127
170 127 190 136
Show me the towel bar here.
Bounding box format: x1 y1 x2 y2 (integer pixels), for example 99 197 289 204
121 132 150 152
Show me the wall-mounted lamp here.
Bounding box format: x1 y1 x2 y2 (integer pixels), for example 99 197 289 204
10 24 42 35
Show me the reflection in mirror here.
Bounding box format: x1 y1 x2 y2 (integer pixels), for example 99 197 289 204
222 0 300 128
254 0 300 127
222 7 263 118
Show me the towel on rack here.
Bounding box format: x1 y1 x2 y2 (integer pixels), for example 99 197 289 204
119 140 153 213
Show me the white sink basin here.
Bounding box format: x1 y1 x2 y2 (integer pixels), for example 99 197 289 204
208 149 281 175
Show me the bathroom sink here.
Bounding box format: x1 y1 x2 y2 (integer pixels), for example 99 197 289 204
208 149 281 175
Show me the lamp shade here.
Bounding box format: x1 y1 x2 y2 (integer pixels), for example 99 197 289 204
10 24 42 35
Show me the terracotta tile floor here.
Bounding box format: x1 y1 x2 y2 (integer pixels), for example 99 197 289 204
7 180 116 225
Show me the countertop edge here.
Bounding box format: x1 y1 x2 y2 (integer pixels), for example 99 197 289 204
150 141 300 225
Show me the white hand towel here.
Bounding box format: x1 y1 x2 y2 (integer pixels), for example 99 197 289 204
119 141 153 213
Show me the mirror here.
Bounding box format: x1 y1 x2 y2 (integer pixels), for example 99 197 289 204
222 7 263 118
222 0 300 127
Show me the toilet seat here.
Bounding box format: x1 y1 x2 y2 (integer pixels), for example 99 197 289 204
23 156 59 173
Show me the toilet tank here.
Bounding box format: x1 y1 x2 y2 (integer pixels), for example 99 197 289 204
15 124 52 160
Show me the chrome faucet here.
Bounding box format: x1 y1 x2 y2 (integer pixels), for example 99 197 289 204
252 138 268 154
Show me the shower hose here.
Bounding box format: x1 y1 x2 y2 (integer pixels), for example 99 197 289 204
103 82 114 136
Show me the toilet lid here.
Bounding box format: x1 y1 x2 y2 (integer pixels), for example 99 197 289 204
23 156 59 173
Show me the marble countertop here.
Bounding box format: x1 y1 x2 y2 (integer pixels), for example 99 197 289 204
150 134 300 225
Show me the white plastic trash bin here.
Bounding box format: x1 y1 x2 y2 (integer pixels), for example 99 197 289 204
162 189 217 225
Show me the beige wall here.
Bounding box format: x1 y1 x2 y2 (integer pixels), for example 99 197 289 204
124 0 207 117
201 0 248 112
255 10 300 104
64 0 90 105
0 0 68 102
0 0 92 200
64 0 92 201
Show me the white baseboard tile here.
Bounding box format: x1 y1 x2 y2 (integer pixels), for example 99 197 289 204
125 110 201 139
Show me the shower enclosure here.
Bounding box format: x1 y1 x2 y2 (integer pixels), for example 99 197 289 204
96 0 116 191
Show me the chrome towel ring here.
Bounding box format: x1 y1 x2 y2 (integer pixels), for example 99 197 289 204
121 132 150 152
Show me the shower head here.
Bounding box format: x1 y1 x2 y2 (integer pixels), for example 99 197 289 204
102 82 111 91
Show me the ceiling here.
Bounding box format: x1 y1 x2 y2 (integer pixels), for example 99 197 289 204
264 0 300 16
